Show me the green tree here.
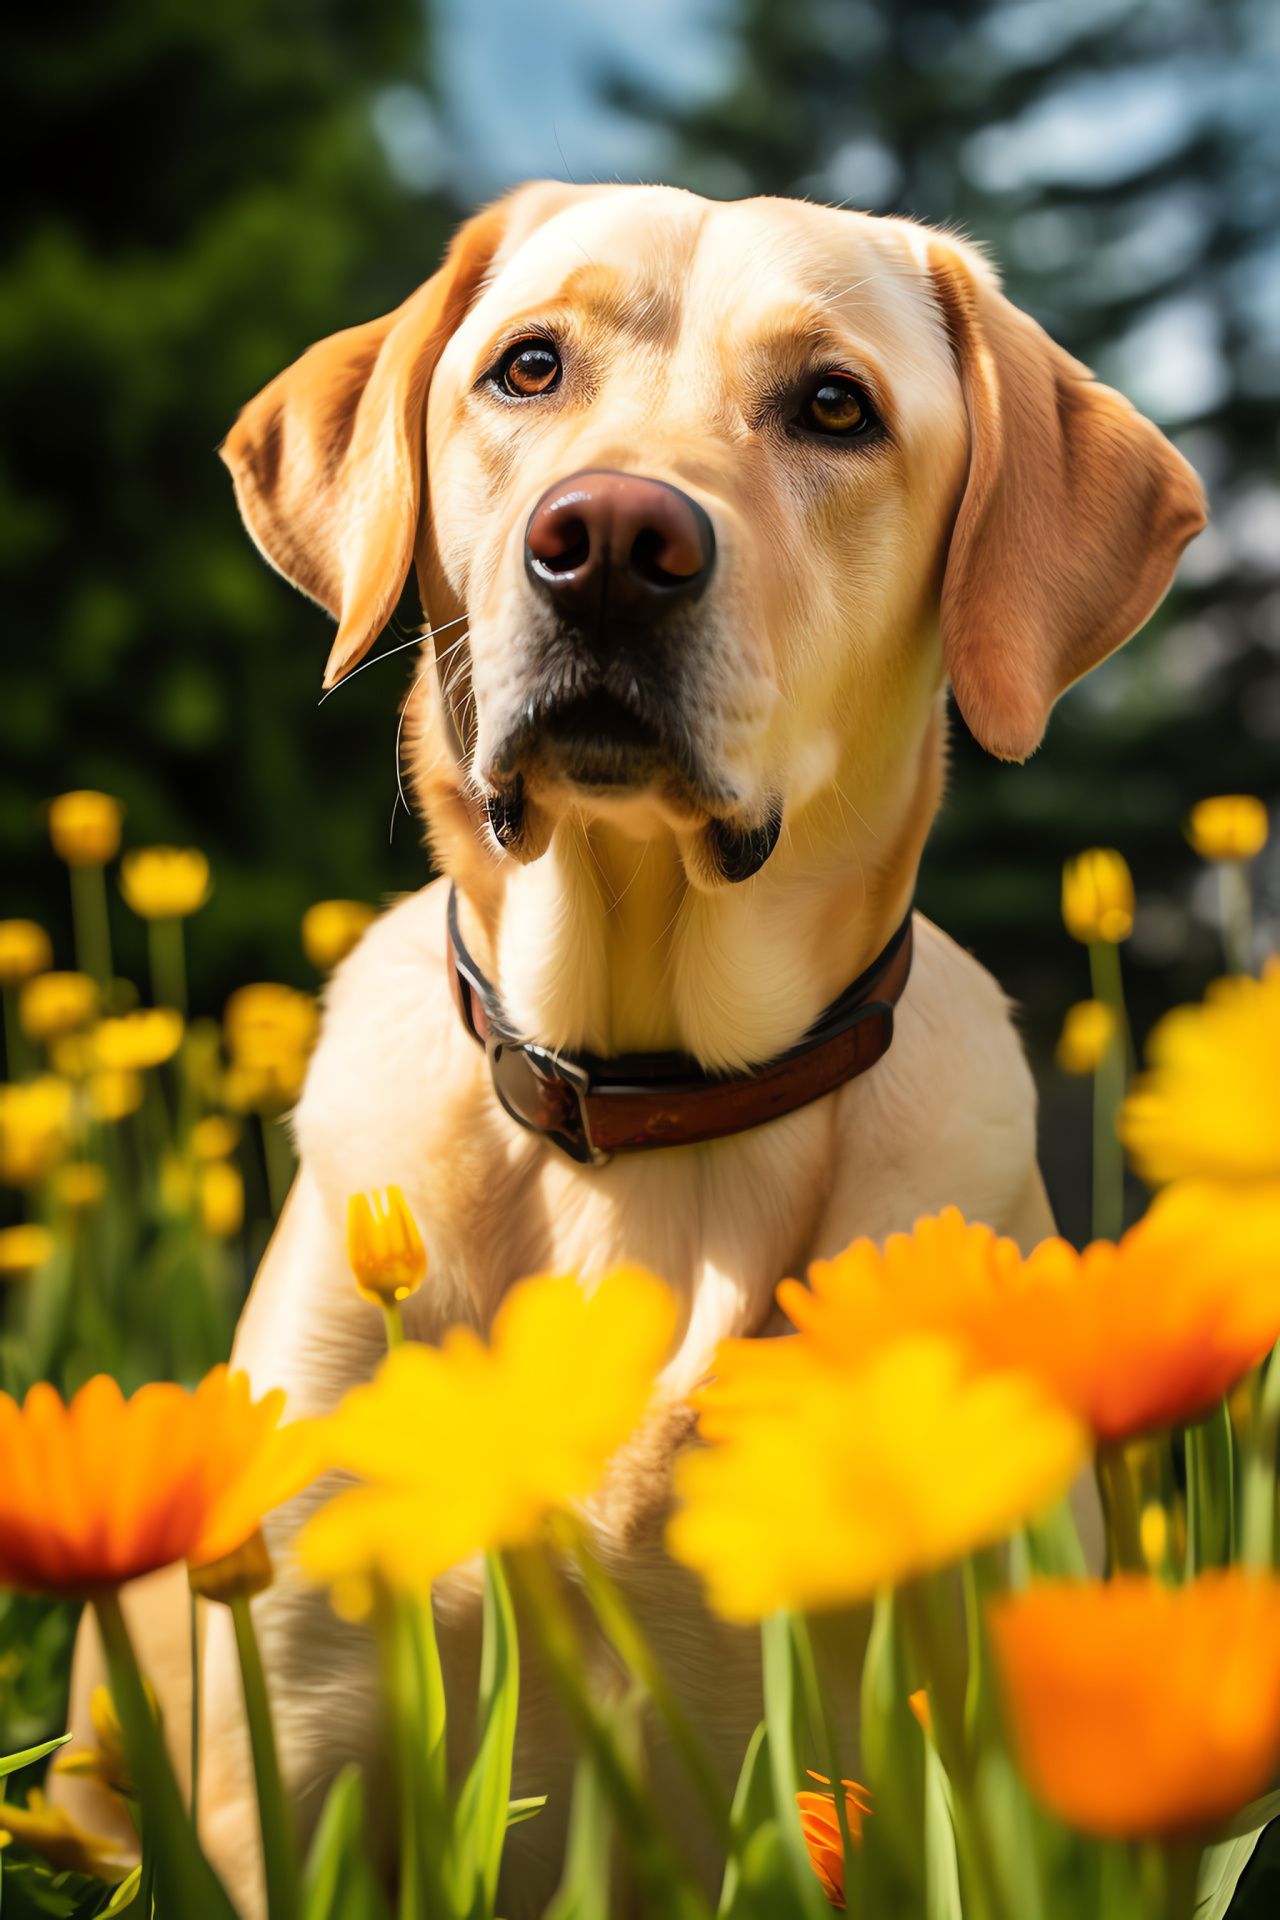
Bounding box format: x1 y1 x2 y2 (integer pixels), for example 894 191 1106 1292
1 0 452 1018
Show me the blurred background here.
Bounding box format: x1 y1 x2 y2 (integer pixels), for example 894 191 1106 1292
4 0 1279 1240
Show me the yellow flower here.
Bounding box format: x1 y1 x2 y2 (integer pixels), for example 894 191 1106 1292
0 1224 54 1277
200 1159 244 1238
59 1161 107 1210
187 1525 274 1604
300 1266 677 1593
0 1077 73 1188
0 1787 132 1881
988 1572 1280 1838
223 983 318 1114
48 791 122 868
1187 795 1269 864
93 1007 184 1070
118 846 211 919
667 1335 1086 1623
0 920 53 990
53 1684 134 1796
19 972 99 1042
1055 999 1118 1075
302 900 377 971
191 1114 239 1159
1062 849 1134 945
1120 969 1280 1185
49 1031 96 1080
347 1187 427 1307
88 1069 143 1123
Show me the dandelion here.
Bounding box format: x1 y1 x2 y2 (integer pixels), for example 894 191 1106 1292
668 1335 1086 1622
19 972 98 1042
0 1788 133 1881
0 1367 322 1594
118 847 210 920
0 1076 73 1187
1062 849 1134 946
0 920 53 989
0 1224 54 1277
1121 969 1280 1185
300 1266 677 1594
302 900 377 971
796 1774 871 1909
48 792 122 868
87 1069 143 1123
192 1115 239 1159
776 1196 1280 1444
94 1007 184 1071
1056 999 1118 1075
988 1572 1280 1837
1187 796 1269 865
199 1159 244 1238
223 983 318 1114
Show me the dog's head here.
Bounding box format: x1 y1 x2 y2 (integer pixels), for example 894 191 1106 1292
222 183 1204 895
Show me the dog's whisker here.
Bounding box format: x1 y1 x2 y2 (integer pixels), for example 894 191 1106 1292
391 662 436 840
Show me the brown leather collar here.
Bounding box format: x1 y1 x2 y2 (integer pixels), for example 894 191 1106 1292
446 886 913 1165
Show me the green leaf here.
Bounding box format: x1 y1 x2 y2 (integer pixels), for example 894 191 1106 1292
446 1554 521 1920
759 1614 832 1920
922 1745 961 1920
503 1798 545 1829
0 1738 72 1782
95 1868 142 1918
544 1756 610 1920
303 1765 389 1920
859 1594 925 1918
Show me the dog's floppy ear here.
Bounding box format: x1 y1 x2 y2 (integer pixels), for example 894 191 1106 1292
928 242 1206 761
220 182 603 690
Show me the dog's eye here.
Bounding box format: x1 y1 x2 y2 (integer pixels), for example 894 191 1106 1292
799 376 880 439
499 341 561 398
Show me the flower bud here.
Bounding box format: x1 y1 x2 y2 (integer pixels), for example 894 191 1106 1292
119 846 211 920
1056 999 1119 1076
188 1526 274 1603
19 972 99 1041
192 1115 240 1160
0 920 53 990
302 900 377 972
48 791 122 868
87 1069 144 1123
1062 849 1134 945
1186 795 1269 864
346 1186 427 1307
200 1159 245 1238
59 1162 107 1210
0 1078 73 1188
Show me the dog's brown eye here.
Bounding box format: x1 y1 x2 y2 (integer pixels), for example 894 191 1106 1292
800 376 878 438
500 342 561 397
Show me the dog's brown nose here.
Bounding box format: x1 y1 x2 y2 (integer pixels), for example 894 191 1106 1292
524 470 715 625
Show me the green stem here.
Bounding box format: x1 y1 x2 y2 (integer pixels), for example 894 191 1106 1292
260 1116 296 1219
760 1613 836 1920
1088 939 1129 1244
190 1590 200 1828
1096 1444 1145 1573
93 1590 238 1919
380 1302 405 1349
229 1592 299 1920
1185 1427 1203 1578
70 863 113 989
2 987 37 1082
789 1612 862 1920
1243 1345 1280 1568
507 1546 710 1920
377 1588 447 1920
147 918 187 1015
1217 862 1254 977
565 1518 730 1848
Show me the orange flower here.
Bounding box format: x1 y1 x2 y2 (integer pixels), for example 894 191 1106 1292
0 1367 322 1594
988 1572 1280 1838
796 1774 870 1909
771 1189 1280 1442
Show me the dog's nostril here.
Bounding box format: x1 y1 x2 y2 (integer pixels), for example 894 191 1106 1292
532 515 590 575
524 469 715 625
630 527 701 586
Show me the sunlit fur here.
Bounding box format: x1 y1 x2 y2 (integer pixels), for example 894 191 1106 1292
56 184 1201 1919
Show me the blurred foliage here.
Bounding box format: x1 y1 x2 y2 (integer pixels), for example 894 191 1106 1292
0 0 449 1018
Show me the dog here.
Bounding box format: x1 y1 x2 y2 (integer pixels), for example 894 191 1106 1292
55 182 1204 1916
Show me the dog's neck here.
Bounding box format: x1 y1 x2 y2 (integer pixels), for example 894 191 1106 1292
449 702 944 1076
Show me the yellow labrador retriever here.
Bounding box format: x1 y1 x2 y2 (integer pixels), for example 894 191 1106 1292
56 183 1203 1916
